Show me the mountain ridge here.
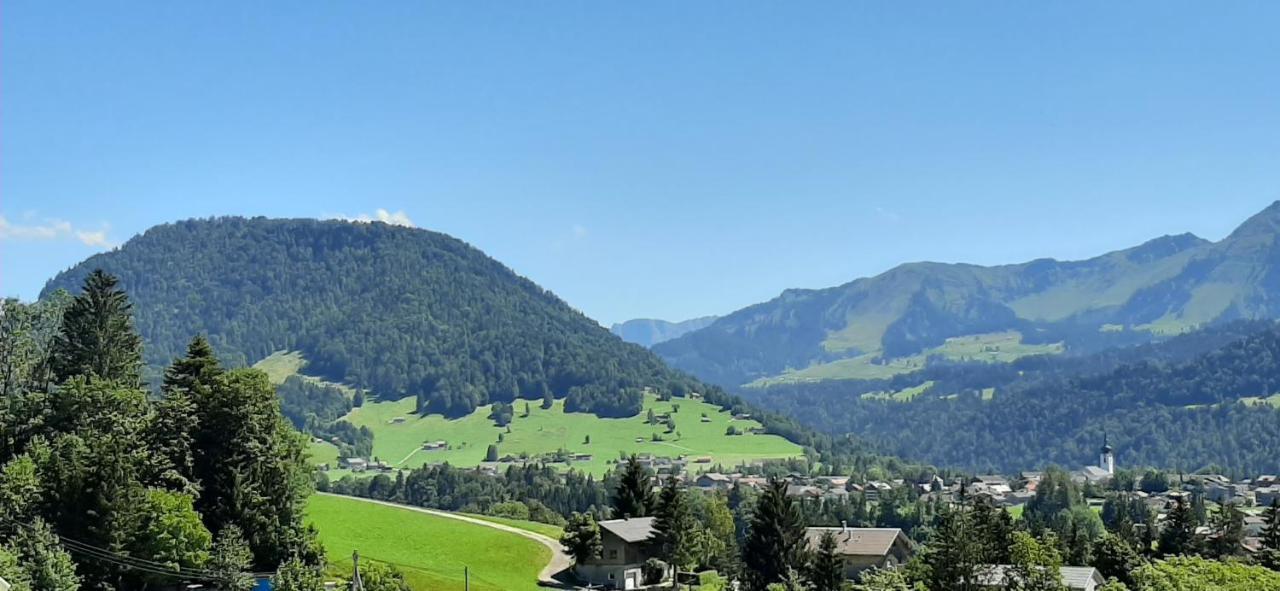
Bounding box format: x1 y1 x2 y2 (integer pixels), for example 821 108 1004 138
656 201 1280 387
609 315 720 348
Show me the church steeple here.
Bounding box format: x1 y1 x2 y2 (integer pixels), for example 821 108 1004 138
1100 432 1115 475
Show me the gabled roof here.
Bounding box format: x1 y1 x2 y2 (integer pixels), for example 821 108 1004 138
598 517 656 544
804 528 910 557
975 565 1103 590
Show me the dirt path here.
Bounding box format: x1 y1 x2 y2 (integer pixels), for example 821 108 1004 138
319 493 574 586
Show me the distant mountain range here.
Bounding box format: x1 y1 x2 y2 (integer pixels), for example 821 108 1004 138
655 201 1280 388
610 316 719 348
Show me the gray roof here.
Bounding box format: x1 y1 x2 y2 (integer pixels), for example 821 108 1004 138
598 517 656 543
804 528 909 557
976 565 1103 590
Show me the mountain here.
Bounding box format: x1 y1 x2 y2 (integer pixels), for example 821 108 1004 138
655 202 1280 388
742 319 1280 474
41 217 700 418
610 316 719 347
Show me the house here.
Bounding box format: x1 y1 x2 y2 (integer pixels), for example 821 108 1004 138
575 517 669 589
340 458 367 472
975 565 1105 591
422 440 447 451
1256 485 1280 507
803 527 914 579
696 473 732 490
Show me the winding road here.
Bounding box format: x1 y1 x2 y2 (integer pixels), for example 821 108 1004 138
319 493 574 587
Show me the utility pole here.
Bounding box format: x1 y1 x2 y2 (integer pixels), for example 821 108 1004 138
352 550 364 591
464 566 470 591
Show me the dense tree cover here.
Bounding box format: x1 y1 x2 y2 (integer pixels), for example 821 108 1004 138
322 462 609 524
743 479 808 590
745 322 1280 473
0 274 318 589
612 455 656 518
40 217 704 418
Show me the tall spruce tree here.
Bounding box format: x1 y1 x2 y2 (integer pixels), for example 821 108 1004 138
1206 503 1245 558
808 530 845 591
743 478 807 591
1159 496 1196 557
150 336 223 494
650 477 699 573
1260 499 1280 570
612 455 655 518
921 506 981 591
50 270 143 386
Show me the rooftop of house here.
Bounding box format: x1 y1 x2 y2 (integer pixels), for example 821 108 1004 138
803 527 910 557
975 565 1102 589
598 517 656 544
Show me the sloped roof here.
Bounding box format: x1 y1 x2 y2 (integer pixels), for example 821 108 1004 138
975 565 1103 590
599 517 656 543
804 528 909 557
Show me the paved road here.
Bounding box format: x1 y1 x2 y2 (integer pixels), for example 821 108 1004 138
318 493 574 586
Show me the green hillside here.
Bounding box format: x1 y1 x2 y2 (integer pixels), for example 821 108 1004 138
340 392 803 475
40 217 698 418
657 202 1280 387
306 494 550 591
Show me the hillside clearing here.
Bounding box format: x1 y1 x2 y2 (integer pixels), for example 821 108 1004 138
338 394 803 475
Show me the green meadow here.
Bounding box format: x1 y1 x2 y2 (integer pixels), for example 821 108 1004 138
306 494 550 591
339 394 803 475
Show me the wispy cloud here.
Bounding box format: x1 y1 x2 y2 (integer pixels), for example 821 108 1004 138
571 224 588 239
0 215 115 248
332 208 416 228
873 207 902 223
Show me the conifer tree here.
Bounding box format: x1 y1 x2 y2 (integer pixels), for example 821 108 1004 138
1159 496 1196 557
1207 503 1245 558
651 477 699 573
1260 499 1280 570
612 455 655 518
50 269 143 386
808 530 845 591
561 512 603 565
744 478 807 591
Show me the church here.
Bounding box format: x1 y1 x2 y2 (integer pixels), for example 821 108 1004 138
1075 435 1115 484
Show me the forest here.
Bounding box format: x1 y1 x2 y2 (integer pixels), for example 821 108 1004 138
745 321 1280 474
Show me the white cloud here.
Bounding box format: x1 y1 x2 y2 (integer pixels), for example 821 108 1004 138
0 215 113 248
334 208 416 228
572 224 588 239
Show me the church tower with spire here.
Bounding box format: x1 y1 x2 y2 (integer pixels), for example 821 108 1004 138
1100 433 1115 475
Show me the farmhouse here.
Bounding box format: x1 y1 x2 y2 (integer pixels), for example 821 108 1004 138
575 517 670 589
422 440 447 451
975 565 1105 591
339 457 367 472
803 526 914 580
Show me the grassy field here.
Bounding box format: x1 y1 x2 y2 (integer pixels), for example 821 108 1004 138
306 494 550 591
861 380 936 402
752 331 1061 386
255 350 357 395
338 394 803 476
462 514 564 539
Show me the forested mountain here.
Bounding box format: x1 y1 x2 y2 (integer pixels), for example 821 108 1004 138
610 316 719 348
742 320 1280 474
41 217 701 418
656 202 1280 387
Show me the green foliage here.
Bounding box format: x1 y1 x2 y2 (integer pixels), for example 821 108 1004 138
1205 503 1245 559
743 479 807 591
561 512 602 565
0 544 34 591
41 218 698 419
207 525 255 591
1159 497 1197 557
651 477 700 571
612 455 655 519
1132 556 1280 590
273 557 327 591
1005 531 1065 591
1091 533 1144 588
809 530 845 591
9 519 80 591
131 489 213 584
485 444 499 462
50 269 143 386
357 560 412 591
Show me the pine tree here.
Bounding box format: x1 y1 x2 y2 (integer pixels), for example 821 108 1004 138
1159 496 1196 557
808 530 845 591
1260 499 1280 570
561 512 603 565
10 518 80 591
921 506 981 591
612 455 655 518
1207 503 1245 558
651 477 699 573
208 525 255 591
151 336 223 494
50 269 143 386
743 479 807 591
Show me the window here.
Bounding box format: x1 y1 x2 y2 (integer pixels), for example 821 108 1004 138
609 573 615 580
608 549 619 559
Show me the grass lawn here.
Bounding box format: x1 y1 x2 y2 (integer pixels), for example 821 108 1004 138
308 440 341 465
861 381 936 402
306 494 550 591
255 350 357 395
462 514 564 539
338 394 803 476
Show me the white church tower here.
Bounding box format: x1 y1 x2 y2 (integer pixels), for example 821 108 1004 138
1100 433 1115 475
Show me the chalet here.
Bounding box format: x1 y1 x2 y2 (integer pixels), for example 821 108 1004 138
572 453 594 462
803 527 914 580
1256 485 1280 507
339 458 367 472
975 565 1105 591
575 517 670 589
422 440 447 451
696 473 732 490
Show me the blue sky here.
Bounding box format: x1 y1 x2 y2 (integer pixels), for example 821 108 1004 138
2 2 1278 324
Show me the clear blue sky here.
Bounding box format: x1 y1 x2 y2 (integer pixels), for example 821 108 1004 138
3 2 1278 325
